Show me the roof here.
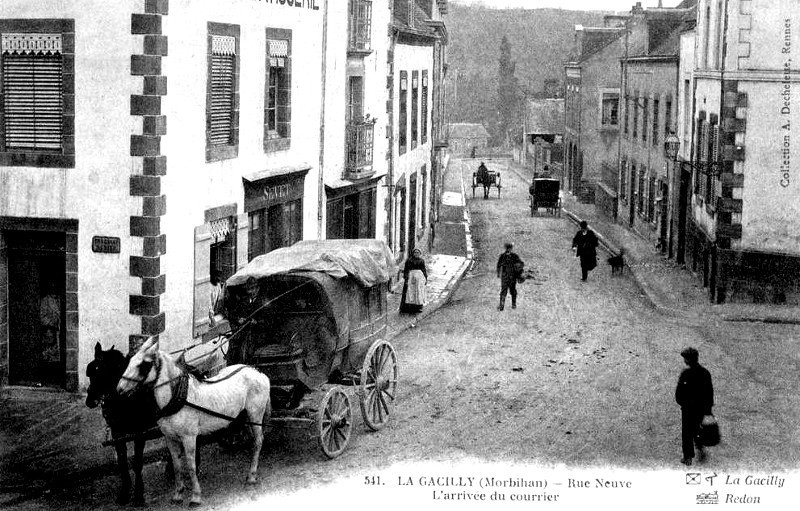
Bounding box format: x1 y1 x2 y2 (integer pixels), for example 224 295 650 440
525 99 564 136
393 0 437 38
226 239 397 288
448 123 490 140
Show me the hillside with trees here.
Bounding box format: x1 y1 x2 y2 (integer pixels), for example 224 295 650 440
445 3 609 144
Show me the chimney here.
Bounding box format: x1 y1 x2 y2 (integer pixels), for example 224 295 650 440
409 0 414 27
658 0 663 7
632 2 644 14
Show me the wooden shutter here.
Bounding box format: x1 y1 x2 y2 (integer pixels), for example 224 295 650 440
358 188 375 238
2 52 63 151
210 36 235 146
193 224 213 338
236 212 248 269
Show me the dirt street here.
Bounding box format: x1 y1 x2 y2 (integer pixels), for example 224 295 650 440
10 158 800 510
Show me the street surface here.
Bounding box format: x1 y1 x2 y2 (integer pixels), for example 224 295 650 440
8 159 800 510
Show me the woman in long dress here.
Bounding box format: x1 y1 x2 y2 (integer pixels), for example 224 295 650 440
400 248 428 313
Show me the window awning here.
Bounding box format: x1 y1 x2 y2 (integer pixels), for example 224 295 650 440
1 33 61 55
268 39 288 67
209 217 231 243
243 163 311 185
212 35 236 55
325 171 386 196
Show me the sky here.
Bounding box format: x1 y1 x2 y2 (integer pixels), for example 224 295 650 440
449 0 683 12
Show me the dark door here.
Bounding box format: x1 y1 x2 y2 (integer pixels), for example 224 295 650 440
676 167 691 264
7 231 66 388
628 166 636 228
659 182 669 252
409 173 417 252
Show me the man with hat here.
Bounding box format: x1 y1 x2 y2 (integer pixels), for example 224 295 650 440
675 347 714 465
496 242 523 311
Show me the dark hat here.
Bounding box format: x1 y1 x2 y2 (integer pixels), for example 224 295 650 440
504 242 513 249
579 220 588 229
681 347 699 363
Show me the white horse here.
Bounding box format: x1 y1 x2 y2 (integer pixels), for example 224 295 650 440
117 337 270 507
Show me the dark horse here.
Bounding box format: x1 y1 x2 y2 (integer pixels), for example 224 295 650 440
85 342 163 505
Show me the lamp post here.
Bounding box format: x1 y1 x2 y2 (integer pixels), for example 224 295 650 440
663 131 723 176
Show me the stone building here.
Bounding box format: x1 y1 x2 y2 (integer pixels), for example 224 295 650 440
446 123 490 157
0 0 448 391
616 4 692 246
564 18 628 204
682 0 800 303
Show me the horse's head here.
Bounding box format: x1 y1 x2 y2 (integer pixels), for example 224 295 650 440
85 342 127 408
116 337 161 397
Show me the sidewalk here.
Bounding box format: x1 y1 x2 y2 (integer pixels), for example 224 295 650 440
508 160 800 324
0 157 474 503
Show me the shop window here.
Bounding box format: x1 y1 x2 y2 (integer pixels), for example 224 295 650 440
326 188 376 240
249 199 302 259
399 71 407 154
210 216 237 283
264 29 292 153
206 24 240 162
0 23 74 168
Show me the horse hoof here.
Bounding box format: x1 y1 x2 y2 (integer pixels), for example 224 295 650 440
189 498 203 507
246 475 258 485
170 496 183 505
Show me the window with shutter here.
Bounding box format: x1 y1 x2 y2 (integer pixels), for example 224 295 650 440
1 31 73 166
264 29 292 152
399 71 407 154
421 71 428 144
411 71 418 147
206 24 239 162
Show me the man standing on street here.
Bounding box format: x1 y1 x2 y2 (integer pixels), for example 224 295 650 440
571 220 599 281
675 347 714 466
496 242 523 311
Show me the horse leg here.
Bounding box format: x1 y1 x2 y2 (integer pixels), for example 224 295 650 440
132 437 146 506
180 435 202 507
114 439 132 504
165 436 185 504
246 412 266 484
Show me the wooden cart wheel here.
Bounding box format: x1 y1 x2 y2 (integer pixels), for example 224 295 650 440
359 340 398 431
317 386 352 459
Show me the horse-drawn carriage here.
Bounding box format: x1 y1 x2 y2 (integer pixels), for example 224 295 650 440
529 178 561 217
223 239 399 458
472 164 501 199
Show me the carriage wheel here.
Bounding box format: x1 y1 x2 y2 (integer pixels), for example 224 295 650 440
359 340 398 431
317 387 352 459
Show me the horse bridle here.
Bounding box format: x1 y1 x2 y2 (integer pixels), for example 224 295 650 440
119 351 163 390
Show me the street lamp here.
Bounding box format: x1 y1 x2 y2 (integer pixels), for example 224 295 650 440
663 131 724 176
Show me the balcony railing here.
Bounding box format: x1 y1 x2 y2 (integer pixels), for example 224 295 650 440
349 0 372 53
345 118 376 180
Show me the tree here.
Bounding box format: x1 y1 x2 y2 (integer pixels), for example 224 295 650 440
496 35 519 146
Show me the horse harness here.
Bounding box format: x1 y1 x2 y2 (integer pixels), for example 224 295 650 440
120 352 266 425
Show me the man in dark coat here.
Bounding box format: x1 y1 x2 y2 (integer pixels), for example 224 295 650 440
571 220 598 281
496 242 523 311
675 347 714 465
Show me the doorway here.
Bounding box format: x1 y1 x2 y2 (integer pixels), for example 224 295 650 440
6 230 66 388
409 173 417 253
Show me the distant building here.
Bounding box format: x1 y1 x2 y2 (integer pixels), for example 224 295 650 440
617 5 692 245
523 98 564 180
564 19 628 203
683 0 800 304
447 123 490 156
388 0 449 259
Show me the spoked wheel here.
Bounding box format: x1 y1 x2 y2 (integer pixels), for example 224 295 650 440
317 386 352 459
359 340 398 431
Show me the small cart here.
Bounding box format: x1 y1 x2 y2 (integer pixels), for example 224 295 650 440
529 178 561 217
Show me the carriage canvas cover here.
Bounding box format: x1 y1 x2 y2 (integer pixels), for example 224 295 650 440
226 239 397 288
